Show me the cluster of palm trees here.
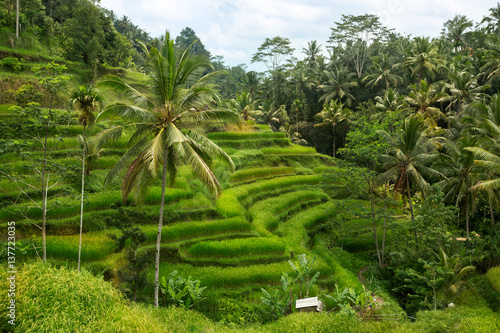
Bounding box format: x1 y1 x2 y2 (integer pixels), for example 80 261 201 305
220 6 500 240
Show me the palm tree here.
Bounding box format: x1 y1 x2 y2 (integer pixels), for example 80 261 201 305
254 100 288 131
230 91 258 121
364 54 402 90
402 37 445 82
437 134 480 239
97 32 239 307
70 85 104 272
302 40 322 68
314 99 351 157
481 3 500 35
318 65 357 106
378 116 442 246
240 71 261 98
445 69 490 115
404 79 449 128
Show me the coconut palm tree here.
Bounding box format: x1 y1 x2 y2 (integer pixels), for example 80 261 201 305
402 37 445 82
314 99 351 157
230 91 258 121
70 85 104 272
404 79 449 128
378 116 443 246
437 134 480 239
364 54 402 90
97 32 239 307
302 40 323 68
318 65 357 106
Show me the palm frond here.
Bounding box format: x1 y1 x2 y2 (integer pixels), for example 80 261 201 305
104 135 149 188
89 126 123 153
98 75 154 110
96 104 154 123
183 129 235 171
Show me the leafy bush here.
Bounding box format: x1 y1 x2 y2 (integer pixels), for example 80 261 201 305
486 265 500 294
160 270 206 309
2 56 23 72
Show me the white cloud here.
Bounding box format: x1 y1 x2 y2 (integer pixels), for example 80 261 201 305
100 0 495 69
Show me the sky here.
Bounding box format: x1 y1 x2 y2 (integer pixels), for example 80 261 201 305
99 0 496 71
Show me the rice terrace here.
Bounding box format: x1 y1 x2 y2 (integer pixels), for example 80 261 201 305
0 0 499 332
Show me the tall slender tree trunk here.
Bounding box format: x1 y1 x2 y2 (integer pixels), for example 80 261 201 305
77 125 86 272
41 119 50 263
381 193 388 265
332 126 336 157
406 173 417 247
154 146 169 307
16 0 19 39
490 197 495 229
466 197 469 240
371 196 382 269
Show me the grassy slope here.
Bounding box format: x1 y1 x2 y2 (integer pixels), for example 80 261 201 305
1 61 499 331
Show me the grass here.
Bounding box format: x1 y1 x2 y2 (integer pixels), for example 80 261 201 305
261 145 317 155
186 237 287 258
141 217 251 243
30 231 118 262
229 166 295 183
207 132 286 140
216 174 322 218
0 187 192 221
248 190 330 236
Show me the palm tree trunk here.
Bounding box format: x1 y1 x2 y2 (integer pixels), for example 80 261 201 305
41 119 50 263
466 196 469 240
489 195 495 229
406 173 417 247
372 196 382 269
332 125 336 157
16 0 19 39
78 125 86 272
154 146 169 307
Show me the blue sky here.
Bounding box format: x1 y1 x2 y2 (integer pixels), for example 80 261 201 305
100 0 496 71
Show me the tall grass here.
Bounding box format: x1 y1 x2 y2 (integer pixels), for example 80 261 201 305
0 187 192 221
216 175 322 218
31 231 117 261
229 166 295 183
261 145 317 155
248 190 329 236
207 132 286 140
0 262 169 332
141 217 251 243
187 237 286 258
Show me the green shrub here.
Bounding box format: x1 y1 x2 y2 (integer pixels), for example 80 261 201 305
486 265 500 294
2 56 23 72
